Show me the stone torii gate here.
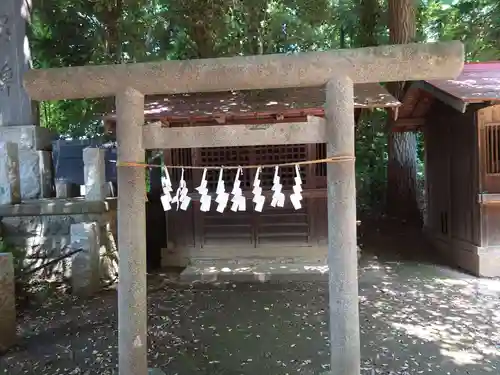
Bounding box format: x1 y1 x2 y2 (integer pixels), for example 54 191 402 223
23 41 464 375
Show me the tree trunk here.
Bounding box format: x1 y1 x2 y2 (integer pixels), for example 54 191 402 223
357 0 380 47
386 0 421 223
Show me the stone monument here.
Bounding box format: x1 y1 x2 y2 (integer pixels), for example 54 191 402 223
0 0 53 199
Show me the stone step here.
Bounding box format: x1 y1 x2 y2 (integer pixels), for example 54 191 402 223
180 261 329 283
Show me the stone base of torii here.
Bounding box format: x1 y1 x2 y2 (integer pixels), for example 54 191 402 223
18 42 464 375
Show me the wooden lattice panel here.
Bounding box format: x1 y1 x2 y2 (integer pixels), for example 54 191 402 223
202 211 254 247
199 147 252 189
170 149 193 185
484 123 500 175
253 145 307 188
256 200 309 246
315 144 327 177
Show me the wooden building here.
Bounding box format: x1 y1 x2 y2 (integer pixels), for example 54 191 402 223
105 84 400 268
394 62 500 277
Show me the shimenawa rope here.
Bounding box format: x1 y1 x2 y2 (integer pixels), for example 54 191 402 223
117 155 355 169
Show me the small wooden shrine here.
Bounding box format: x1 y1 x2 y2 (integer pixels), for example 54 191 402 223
103 84 400 267
394 62 500 277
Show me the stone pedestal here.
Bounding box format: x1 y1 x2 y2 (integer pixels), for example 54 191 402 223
19 149 53 199
0 142 21 205
0 253 16 353
0 127 54 200
70 222 100 296
83 147 106 201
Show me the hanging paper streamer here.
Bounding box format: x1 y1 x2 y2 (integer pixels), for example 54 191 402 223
252 166 265 212
230 167 246 212
196 168 211 212
270 166 285 208
215 167 229 213
160 166 173 211
289 164 303 210
171 168 191 211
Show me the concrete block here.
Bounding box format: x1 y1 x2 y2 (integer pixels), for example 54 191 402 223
19 148 40 199
17 149 53 199
0 142 21 205
70 222 100 296
0 253 16 352
55 181 79 198
83 147 106 201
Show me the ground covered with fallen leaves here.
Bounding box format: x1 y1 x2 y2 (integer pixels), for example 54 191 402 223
2 223 500 375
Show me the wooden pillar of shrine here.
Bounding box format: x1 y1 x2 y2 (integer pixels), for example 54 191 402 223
325 76 360 375
116 88 148 375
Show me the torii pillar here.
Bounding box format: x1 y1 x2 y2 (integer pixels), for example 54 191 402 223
22 41 464 375
325 76 359 373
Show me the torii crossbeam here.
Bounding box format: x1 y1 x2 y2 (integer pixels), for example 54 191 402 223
23 41 464 375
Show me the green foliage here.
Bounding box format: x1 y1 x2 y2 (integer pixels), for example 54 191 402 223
0 237 26 275
28 0 500 210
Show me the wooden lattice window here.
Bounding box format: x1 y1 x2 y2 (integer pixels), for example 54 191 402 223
198 145 308 190
483 123 500 175
170 149 193 186
253 145 307 188
200 147 252 190
315 143 327 177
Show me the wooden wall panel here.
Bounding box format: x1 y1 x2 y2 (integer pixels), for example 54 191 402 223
425 103 481 247
424 103 451 237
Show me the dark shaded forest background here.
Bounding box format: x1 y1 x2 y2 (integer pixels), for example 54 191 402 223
29 0 500 217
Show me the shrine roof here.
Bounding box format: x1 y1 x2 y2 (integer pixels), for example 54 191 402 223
426 61 500 103
104 83 400 126
393 61 500 132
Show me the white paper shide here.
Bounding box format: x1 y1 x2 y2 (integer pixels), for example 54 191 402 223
197 168 211 212
270 166 285 208
230 167 246 212
159 163 305 213
252 166 265 212
171 168 191 211
215 167 229 213
160 166 173 211
290 164 303 210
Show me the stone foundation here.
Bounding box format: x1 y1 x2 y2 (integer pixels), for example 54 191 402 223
424 228 500 277
0 198 118 285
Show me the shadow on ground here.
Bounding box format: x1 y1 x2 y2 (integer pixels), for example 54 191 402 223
1 225 500 374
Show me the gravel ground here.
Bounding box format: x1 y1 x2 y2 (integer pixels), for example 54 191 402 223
1 232 500 375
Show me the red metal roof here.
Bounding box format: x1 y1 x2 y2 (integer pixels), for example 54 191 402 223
426 61 500 103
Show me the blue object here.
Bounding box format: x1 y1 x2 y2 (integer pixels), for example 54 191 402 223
52 139 117 185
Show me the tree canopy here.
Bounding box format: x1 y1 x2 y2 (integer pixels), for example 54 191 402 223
29 0 500 213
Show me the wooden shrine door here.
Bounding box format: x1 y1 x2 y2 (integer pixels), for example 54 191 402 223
165 144 328 250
